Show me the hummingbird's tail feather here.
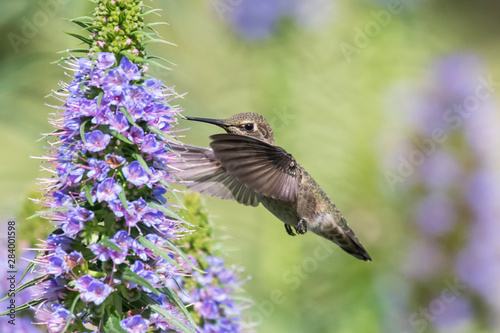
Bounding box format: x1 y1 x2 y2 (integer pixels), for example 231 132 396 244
317 216 372 262
167 143 260 206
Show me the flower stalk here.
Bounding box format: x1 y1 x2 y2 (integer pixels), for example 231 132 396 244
1 1 250 332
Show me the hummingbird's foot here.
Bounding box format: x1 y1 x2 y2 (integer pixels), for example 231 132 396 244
295 219 307 235
285 224 296 236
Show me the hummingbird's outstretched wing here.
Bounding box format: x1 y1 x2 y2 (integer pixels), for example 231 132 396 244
168 143 260 207
210 134 299 202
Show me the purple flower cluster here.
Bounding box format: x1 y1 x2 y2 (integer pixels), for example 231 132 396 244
225 0 333 40
174 256 249 332
27 51 199 332
394 53 500 331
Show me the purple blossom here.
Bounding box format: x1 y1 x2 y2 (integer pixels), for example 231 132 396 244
46 303 71 333
142 210 164 227
131 240 150 261
414 193 456 236
78 58 92 73
152 186 167 204
75 275 113 305
96 52 116 70
125 85 151 106
124 206 142 227
90 230 132 264
120 315 150 333
122 161 149 186
141 134 163 154
127 125 144 144
79 99 99 117
108 111 130 133
84 130 111 152
108 198 126 217
96 177 122 202
47 251 68 277
228 0 284 40
90 243 110 262
47 247 83 276
57 144 78 163
120 57 142 81
46 234 73 251
51 191 73 208
87 158 111 181
143 78 163 99
130 261 159 292
89 69 105 86
61 218 85 238
198 300 219 320
103 67 128 96
74 274 93 291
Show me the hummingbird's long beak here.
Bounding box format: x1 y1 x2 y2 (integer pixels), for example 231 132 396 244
185 116 229 129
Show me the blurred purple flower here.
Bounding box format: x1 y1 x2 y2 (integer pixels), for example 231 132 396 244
414 193 456 236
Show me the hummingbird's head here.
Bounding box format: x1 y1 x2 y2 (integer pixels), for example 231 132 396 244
186 112 275 144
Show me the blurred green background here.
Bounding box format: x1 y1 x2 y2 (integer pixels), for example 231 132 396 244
1 0 500 332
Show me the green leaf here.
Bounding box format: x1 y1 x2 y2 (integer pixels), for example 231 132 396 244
69 16 93 22
57 48 89 54
121 267 159 295
137 236 187 273
80 120 89 144
0 275 48 303
96 92 104 108
164 237 204 273
148 126 183 144
130 30 156 38
61 294 80 333
138 235 204 274
99 239 123 252
150 304 196 333
118 188 128 212
104 315 128 333
70 19 91 29
118 51 145 63
159 180 185 206
119 107 139 127
144 22 169 28
110 130 134 145
83 25 100 33
84 183 94 206
141 38 177 47
160 286 200 331
147 201 183 223
65 32 93 45
17 260 36 285
146 55 177 67
27 207 67 220
0 298 45 316
131 153 149 171
145 60 172 71
141 9 163 17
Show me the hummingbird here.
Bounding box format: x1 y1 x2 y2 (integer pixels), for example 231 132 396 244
168 112 371 261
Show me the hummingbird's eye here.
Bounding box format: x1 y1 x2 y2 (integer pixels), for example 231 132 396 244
244 123 254 131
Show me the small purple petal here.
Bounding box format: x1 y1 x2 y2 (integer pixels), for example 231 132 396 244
96 52 116 70
84 130 111 152
96 177 122 202
122 161 149 186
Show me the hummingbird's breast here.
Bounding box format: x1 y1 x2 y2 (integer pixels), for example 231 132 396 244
258 195 300 227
